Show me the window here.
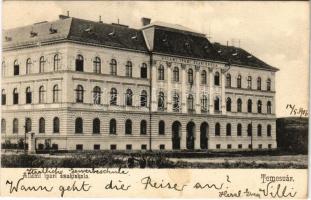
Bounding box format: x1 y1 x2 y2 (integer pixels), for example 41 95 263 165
159 144 165 150
110 59 117 75
257 100 262 113
215 123 220 136
247 76 252 89
247 99 252 113
140 90 147 107
1 119 6 134
248 144 252 149
159 121 165 135
226 73 231 87
247 123 252 136
26 58 32 74
238 144 242 149
227 144 232 149
125 119 132 135
257 124 262 136
110 144 117 150
14 60 19 76
237 123 242 136
141 144 147 150
172 92 180 112
53 85 60 103
25 118 32 133
214 72 220 86
2 61 5 77
76 85 84 103
187 94 194 111
201 95 208 112
188 68 193 84
201 70 207 84
267 79 271 91
237 98 242 112
214 97 220 112
93 86 101 104
39 56 45 73
267 101 272 114
54 54 60 71
13 118 18 134
216 144 221 149
140 120 147 135
110 88 117 105
13 88 18 104
267 124 271 137
109 119 117 134
258 144 262 149
257 77 261 90
93 118 100 134
76 144 83 150
39 118 45 133
125 61 132 77
75 54 84 72
94 144 100 150
53 117 60 133
93 57 101 73
158 92 165 110
173 67 179 82
268 144 272 149
126 89 133 106
141 63 147 78
75 117 83 134
237 75 242 88
126 144 132 150
158 65 164 80
1 89 6 105
226 97 231 112
226 123 231 136
39 86 45 103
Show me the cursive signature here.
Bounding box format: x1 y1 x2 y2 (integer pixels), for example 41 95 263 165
259 181 297 198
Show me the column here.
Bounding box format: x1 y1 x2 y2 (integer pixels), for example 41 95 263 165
151 61 157 111
195 128 201 149
208 67 214 114
181 124 187 149
195 65 201 114
181 64 187 113
167 62 172 112
221 69 226 115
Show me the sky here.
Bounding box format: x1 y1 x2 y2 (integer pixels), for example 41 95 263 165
2 1 310 117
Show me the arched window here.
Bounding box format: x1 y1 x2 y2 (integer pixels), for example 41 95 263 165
125 119 132 135
226 123 231 136
13 118 18 134
214 72 220 86
257 124 262 136
172 92 180 112
54 54 60 71
159 120 165 135
26 58 32 74
237 75 242 88
13 88 18 104
1 89 6 105
26 87 32 104
173 67 179 82
14 60 19 76
214 97 220 112
187 94 194 111
257 77 261 90
140 120 147 135
267 124 272 136
141 63 147 78
247 123 252 136
201 70 207 84
75 85 84 103
158 65 164 80
110 88 117 105
215 123 220 136
93 118 100 134
188 68 193 84
75 117 83 134
93 86 101 104
53 85 60 103
93 56 101 73
237 98 242 112
75 54 84 72
1 119 6 134
140 90 147 107
158 92 165 110
126 89 133 106
267 101 272 114
2 61 6 77
53 117 60 133
110 59 117 75
226 97 232 112
39 56 45 73
125 61 132 77
226 74 231 87
257 100 262 113
237 123 242 136
25 118 32 133
109 119 117 134
39 118 45 133
201 95 208 112
267 79 271 91
39 86 45 103
247 99 252 113
247 76 252 89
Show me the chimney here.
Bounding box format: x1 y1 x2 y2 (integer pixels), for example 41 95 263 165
99 16 103 23
59 11 70 20
141 17 151 26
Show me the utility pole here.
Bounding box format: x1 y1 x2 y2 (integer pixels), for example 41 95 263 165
24 122 27 154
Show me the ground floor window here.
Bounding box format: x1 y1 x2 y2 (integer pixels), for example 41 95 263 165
216 144 221 149
110 144 117 150
268 144 272 149
141 144 147 150
126 144 132 150
258 144 262 149
227 144 232 149
76 144 83 150
238 144 242 149
159 144 165 150
94 144 100 150
248 144 252 149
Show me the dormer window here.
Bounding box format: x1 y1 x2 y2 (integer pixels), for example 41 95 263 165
185 42 190 48
49 25 58 34
5 36 12 42
30 30 38 37
131 33 138 40
84 24 94 33
108 29 116 37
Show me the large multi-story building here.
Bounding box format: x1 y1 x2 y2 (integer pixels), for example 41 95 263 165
1 15 278 151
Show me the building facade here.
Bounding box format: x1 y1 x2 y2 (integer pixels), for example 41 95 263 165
1 15 278 151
